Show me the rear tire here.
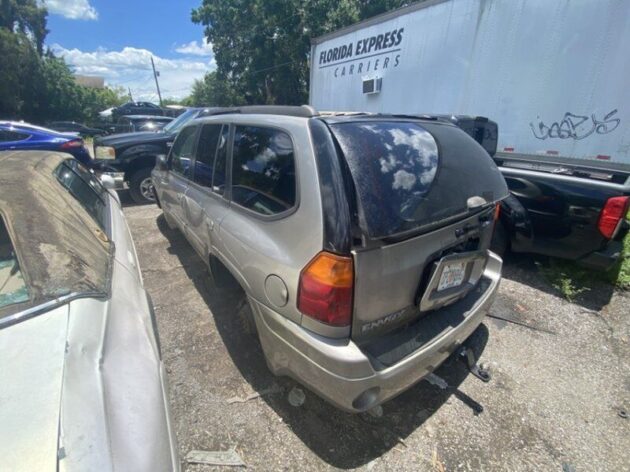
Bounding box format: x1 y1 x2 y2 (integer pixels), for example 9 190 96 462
129 168 156 205
236 297 258 337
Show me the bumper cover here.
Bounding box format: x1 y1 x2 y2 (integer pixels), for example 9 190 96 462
578 239 624 271
252 251 502 412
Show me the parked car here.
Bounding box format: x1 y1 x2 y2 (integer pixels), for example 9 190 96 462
0 121 92 166
152 106 508 412
440 116 630 270
99 101 164 122
93 107 219 204
0 151 179 471
108 115 173 134
47 121 107 137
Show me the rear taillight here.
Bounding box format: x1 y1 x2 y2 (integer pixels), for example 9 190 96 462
598 196 629 239
297 252 353 327
494 203 501 221
60 139 84 150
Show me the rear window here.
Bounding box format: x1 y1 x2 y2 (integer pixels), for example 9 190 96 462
329 120 508 238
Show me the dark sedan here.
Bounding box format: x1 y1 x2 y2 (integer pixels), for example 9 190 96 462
0 121 92 166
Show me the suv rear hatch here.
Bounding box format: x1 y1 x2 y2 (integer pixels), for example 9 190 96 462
326 119 509 342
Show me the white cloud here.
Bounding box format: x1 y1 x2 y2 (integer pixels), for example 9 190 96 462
393 170 417 191
175 38 214 57
44 0 98 20
52 44 216 100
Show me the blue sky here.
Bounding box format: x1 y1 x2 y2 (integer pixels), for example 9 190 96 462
45 0 215 100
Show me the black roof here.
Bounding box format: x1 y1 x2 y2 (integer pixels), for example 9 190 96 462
0 151 111 319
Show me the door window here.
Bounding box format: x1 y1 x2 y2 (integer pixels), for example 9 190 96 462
0 130 29 143
169 125 197 179
54 160 107 228
231 126 296 216
212 126 229 195
194 124 222 188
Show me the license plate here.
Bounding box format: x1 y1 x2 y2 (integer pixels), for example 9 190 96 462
437 262 466 291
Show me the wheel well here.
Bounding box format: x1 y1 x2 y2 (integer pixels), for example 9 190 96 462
124 155 157 181
209 254 242 290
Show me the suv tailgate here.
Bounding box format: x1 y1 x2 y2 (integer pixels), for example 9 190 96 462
327 119 508 342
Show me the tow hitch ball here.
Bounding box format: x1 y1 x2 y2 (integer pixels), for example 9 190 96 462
458 346 491 383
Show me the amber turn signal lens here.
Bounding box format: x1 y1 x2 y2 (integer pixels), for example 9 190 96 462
297 252 353 327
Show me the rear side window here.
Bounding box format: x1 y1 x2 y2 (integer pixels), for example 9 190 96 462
231 126 296 216
0 130 29 142
330 121 508 238
55 160 107 228
170 125 197 179
194 124 222 188
0 215 29 310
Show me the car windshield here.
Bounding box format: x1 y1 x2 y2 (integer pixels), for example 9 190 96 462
0 215 29 310
162 109 197 134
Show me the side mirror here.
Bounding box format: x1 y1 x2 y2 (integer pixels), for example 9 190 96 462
99 174 117 190
155 154 168 170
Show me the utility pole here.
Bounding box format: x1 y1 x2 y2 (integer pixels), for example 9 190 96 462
128 87 133 101
151 56 163 107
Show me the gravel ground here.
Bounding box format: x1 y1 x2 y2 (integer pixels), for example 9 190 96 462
124 202 629 472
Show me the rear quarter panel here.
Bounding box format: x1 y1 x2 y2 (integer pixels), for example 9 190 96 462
216 116 324 325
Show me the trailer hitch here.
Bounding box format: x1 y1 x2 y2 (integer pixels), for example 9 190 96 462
458 346 491 383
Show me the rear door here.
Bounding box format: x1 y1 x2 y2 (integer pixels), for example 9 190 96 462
327 119 509 341
183 123 230 259
162 125 198 231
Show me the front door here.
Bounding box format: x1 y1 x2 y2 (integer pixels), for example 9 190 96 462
163 124 198 231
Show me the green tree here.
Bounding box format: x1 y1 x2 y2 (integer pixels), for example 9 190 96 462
185 71 245 107
0 1 125 124
0 0 48 53
191 0 411 105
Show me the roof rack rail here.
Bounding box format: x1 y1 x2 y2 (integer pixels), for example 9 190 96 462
318 111 441 120
198 105 318 118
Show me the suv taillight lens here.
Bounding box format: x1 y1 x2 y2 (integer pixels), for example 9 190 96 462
598 196 629 239
297 252 353 327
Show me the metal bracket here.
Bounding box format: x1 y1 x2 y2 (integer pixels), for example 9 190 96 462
459 347 491 382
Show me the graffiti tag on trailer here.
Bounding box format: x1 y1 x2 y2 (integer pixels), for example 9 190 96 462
530 109 620 140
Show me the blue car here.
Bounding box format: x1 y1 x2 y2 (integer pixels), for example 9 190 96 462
0 121 92 166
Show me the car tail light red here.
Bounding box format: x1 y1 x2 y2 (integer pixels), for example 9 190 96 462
297 252 353 327
598 196 629 239
60 139 84 149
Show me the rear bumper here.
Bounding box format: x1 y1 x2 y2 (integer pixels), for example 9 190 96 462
252 251 502 412
578 239 624 270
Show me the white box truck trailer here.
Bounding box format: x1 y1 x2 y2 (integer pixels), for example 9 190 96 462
310 0 629 165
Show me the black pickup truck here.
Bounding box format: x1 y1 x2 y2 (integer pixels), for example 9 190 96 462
92 107 211 203
446 116 630 270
